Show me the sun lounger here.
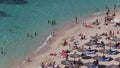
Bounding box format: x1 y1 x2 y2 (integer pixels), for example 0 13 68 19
112 46 120 49
107 50 118 55
88 66 98 68
83 50 96 55
99 57 111 61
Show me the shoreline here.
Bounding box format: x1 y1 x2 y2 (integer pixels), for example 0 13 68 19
18 13 102 68
10 8 120 68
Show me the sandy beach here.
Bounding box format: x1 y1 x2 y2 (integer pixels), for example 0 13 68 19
11 8 120 68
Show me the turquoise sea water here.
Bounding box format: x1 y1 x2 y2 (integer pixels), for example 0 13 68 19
0 0 120 68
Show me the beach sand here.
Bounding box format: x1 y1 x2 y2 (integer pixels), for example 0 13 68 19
11 9 120 68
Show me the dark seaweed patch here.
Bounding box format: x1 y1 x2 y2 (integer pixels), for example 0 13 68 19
0 11 8 17
0 0 28 5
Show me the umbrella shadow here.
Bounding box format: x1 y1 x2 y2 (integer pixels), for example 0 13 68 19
107 64 119 68
82 56 92 59
109 58 113 61
84 62 95 67
77 61 84 66
98 65 107 68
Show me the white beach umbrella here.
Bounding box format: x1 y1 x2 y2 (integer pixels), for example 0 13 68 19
113 18 120 23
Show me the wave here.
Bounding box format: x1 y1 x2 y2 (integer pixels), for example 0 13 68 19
93 12 102 15
35 34 52 53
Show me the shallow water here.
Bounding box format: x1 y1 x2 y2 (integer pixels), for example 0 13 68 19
0 0 119 68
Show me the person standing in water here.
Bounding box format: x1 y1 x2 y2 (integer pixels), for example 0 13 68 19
75 16 78 24
52 20 56 26
48 20 50 24
27 33 29 38
0 47 5 54
35 32 37 36
105 4 108 10
114 4 116 10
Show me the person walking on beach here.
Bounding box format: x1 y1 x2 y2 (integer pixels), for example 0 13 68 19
63 39 67 46
66 54 69 61
52 31 56 37
27 58 32 62
117 31 119 34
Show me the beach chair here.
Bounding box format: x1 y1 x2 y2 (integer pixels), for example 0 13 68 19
107 50 118 55
99 57 111 61
83 50 96 55
88 66 98 68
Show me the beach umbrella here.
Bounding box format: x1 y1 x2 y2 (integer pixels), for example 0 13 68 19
61 60 72 65
115 57 120 62
113 18 120 23
92 55 101 60
105 43 114 50
99 49 108 53
111 37 120 43
70 54 80 58
105 43 115 47
84 62 95 67
91 35 102 40
77 48 87 52
87 41 95 45
70 53 80 62
107 64 119 68
85 41 95 46
99 49 108 57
